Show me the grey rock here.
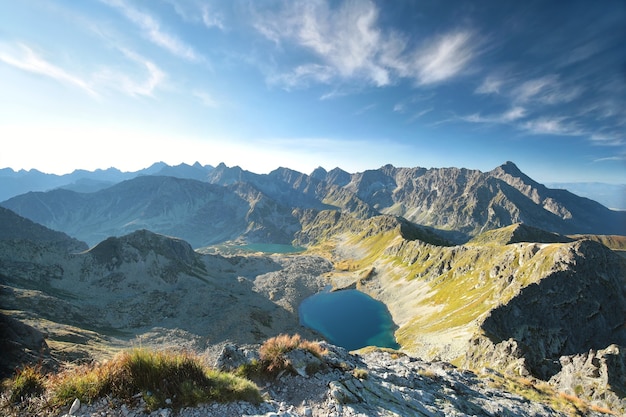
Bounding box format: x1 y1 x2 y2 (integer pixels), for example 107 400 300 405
284 348 323 377
68 398 80 415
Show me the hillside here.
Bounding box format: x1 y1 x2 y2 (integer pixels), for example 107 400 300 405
296 209 626 412
0 176 304 248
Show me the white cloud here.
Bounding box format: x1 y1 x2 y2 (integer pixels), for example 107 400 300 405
269 63 336 89
201 5 225 30
520 117 583 136
513 75 557 103
475 74 505 94
411 31 477 85
101 0 201 61
0 42 97 97
95 48 166 97
407 107 433 123
253 0 478 88
511 75 582 105
590 132 625 146
593 155 626 162
461 106 527 124
165 0 225 29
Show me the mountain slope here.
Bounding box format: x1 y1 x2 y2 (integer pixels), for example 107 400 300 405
325 161 625 238
308 214 626 411
1 176 299 247
0 206 87 252
0 225 332 374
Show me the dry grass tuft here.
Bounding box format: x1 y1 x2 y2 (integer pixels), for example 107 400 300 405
258 334 326 374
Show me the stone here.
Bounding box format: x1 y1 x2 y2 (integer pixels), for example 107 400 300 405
68 398 80 415
284 348 323 377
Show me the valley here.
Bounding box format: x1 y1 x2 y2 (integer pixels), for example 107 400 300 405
1 161 626 416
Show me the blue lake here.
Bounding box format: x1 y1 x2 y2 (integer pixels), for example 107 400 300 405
299 289 400 351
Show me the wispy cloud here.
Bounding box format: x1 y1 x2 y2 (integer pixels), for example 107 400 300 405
407 107 433 123
253 0 479 89
269 63 336 89
590 132 625 146
410 31 477 85
193 90 219 107
475 74 506 95
520 117 584 137
353 103 377 116
101 0 202 62
163 0 225 30
593 155 626 163
462 106 527 124
201 5 225 30
511 75 582 105
95 48 166 97
0 42 97 97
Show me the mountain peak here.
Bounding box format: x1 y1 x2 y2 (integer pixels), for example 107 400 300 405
87 229 198 270
491 161 541 189
310 166 328 180
499 161 521 174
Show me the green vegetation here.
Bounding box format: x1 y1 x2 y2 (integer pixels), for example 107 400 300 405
352 368 369 380
485 373 619 417
3 365 45 403
2 348 261 414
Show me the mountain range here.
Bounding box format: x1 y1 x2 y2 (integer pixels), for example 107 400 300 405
1 161 625 208
2 160 626 415
1 161 624 248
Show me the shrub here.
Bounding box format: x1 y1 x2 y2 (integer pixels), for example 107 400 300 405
4 365 46 403
352 368 369 380
258 334 326 374
23 348 261 412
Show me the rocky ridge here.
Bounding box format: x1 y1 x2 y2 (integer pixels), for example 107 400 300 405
2 162 624 249
47 343 608 417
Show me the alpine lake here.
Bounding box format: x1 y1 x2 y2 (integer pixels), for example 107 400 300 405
299 288 400 351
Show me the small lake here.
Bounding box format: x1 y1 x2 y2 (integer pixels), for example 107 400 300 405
299 289 400 351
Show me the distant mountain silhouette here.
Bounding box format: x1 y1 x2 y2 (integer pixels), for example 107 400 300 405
1 161 624 247
0 162 214 201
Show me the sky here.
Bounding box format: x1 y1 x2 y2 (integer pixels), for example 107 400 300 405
0 0 625 184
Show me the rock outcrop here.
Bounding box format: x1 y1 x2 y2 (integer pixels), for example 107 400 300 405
50 343 609 416
550 345 626 412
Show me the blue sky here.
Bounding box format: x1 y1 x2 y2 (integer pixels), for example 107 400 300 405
0 0 624 184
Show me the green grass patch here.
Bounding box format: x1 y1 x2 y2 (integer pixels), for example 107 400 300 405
3 348 261 413
3 365 46 403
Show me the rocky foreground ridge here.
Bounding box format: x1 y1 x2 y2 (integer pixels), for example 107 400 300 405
36 342 619 417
